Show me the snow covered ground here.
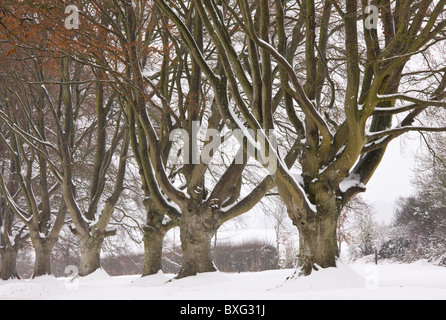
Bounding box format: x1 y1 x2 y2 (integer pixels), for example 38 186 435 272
0 260 445 300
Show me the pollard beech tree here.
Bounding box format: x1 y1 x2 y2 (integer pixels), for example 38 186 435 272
0 75 67 278
74 1 281 278
0 2 131 276
119 2 262 278
0 147 29 280
57 59 130 277
0 1 130 276
156 0 446 276
0 121 22 280
57 1 179 277
5 0 176 277
0 30 67 278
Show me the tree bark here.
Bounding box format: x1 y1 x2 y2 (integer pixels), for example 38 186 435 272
79 233 105 277
141 195 176 277
32 241 52 278
177 209 217 279
286 186 341 277
295 212 340 276
0 247 20 280
142 225 167 277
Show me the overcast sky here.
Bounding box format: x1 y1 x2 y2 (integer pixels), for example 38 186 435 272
363 134 420 223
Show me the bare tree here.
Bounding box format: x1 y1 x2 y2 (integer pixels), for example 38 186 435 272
68 1 279 278
0 3 131 276
58 59 130 277
0 47 67 278
0 153 29 280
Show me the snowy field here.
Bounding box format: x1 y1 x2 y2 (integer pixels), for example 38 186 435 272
0 260 445 300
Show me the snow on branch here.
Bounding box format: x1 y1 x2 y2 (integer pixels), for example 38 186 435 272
376 93 446 107
339 174 366 194
0 172 32 224
0 110 58 152
367 125 446 142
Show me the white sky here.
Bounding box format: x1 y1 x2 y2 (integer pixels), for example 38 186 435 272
363 134 420 223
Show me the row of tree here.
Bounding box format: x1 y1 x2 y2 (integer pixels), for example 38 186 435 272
1 0 446 280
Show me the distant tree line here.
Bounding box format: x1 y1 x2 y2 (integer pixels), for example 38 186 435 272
348 137 446 266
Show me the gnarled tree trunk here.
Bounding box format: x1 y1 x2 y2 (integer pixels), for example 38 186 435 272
141 198 176 277
177 207 218 279
142 227 166 277
0 246 20 280
32 241 52 278
286 185 341 277
295 212 340 276
79 232 105 277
